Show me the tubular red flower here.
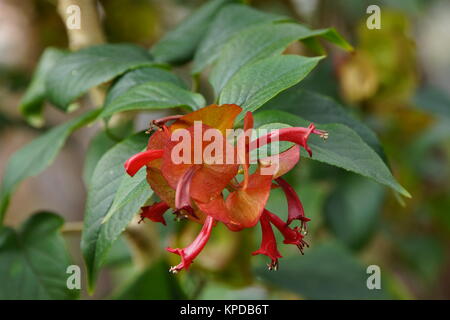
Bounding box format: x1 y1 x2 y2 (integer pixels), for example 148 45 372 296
139 201 170 225
275 177 310 229
251 123 327 157
124 149 164 177
264 209 308 254
175 165 199 217
167 215 215 273
252 212 282 270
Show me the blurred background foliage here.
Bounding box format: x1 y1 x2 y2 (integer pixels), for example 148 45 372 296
0 0 449 299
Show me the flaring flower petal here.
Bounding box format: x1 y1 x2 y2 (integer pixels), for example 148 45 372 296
170 104 242 136
252 212 282 270
139 201 170 225
196 169 272 230
275 177 309 228
167 215 215 273
264 209 308 254
161 124 238 204
146 167 205 223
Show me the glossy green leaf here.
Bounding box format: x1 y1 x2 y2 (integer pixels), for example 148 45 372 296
0 212 78 300
101 165 152 225
81 133 151 290
46 44 154 110
253 110 410 197
101 81 205 117
104 66 187 106
263 89 386 159
324 174 385 250
0 109 101 224
210 22 352 95
113 260 186 299
192 3 285 73
219 55 323 122
19 48 68 127
150 0 239 65
256 242 388 299
83 130 118 186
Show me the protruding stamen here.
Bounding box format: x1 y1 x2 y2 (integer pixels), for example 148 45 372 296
264 209 308 255
251 123 326 157
313 128 328 140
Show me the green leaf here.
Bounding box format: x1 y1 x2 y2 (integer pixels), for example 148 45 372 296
101 165 152 225
263 89 386 159
256 242 388 299
0 109 100 224
324 174 385 250
113 260 186 299
413 86 450 118
210 22 351 95
253 110 410 197
83 130 118 186
192 3 285 74
150 0 239 65
0 212 78 299
395 235 445 283
104 66 187 106
101 82 205 118
81 133 151 290
19 48 68 127
46 44 154 110
219 55 323 122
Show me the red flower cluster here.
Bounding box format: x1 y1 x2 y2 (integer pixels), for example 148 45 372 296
124 104 327 272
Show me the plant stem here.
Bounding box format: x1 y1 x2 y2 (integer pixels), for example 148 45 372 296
61 221 84 233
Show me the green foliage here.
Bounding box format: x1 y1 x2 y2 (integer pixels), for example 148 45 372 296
113 260 186 299
105 67 188 106
101 82 205 117
0 212 78 300
414 86 450 118
0 109 100 224
1 0 427 301
19 47 68 127
46 44 155 110
210 22 351 95
83 130 118 186
192 3 286 73
253 110 410 197
256 242 388 299
151 0 240 65
81 133 151 290
263 89 386 159
219 55 323 122
325 174 385 250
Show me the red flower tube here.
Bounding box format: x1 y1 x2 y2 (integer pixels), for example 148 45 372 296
167 215 215 273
